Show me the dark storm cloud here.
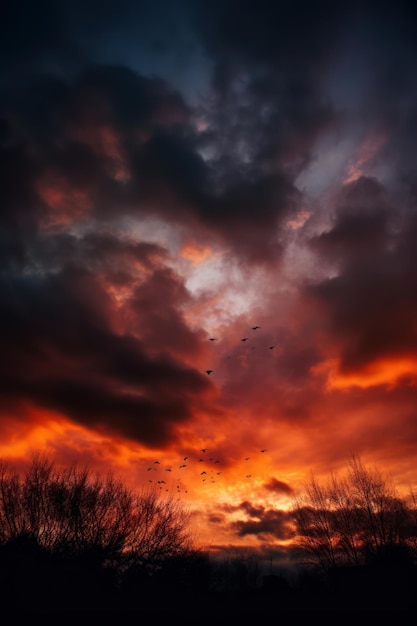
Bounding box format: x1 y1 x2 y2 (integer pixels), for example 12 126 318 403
4 0 355 269
194 0 346 177
264 477 294 496
208 500 294 541
307 176 417 373
3 0 417 452
1 56 302 265
0 243 212 446
230 502 294 541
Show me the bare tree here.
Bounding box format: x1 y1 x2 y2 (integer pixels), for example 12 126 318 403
291 454 417 572
292 473 340 571
0 451 194 569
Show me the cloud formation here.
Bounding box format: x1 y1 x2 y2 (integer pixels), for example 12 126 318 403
2 0 417 569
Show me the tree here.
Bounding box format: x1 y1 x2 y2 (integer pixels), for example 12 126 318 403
291 454 417 572
0 452 196 607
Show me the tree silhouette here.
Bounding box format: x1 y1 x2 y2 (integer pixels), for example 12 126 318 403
292 454 417 572
0 452 197 609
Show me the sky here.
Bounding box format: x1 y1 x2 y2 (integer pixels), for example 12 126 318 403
2 0 417 573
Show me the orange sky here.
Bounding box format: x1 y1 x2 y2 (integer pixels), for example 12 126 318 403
2 0 417 574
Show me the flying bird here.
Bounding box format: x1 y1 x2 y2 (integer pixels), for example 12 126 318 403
241 338 248 342
205 370 213 375
260 449 268 453
251 326 261 330
208 338 217 341
201 448 208 452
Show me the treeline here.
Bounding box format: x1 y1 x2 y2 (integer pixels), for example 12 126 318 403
0 452 416 613
0 452 207 611
290 454 417 610
293 454 417 571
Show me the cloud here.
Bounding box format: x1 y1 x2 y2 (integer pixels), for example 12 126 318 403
229 502 295 541
306 177 417 378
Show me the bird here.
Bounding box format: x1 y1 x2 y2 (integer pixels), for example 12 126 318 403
200 471 207 475
154 460 160 464
251 326 261 330
208 338 217 341
244 457 250 460
165 468 172 472
260 449 268 453
201 448 208 452
205 370 213 375
269 346 275 350
241 338 248 341
183 457 188 460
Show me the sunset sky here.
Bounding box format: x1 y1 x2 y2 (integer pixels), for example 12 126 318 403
2 0 417 573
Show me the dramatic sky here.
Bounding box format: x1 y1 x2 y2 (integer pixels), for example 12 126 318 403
2 0 417 571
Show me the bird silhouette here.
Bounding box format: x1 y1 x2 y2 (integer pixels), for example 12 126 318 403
208 338 217 341
260 449 268 453
201 448 208 452
241 338 248 341
205 370 213 375
251 326 261 330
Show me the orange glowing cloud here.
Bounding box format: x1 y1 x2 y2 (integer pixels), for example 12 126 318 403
179 242 217 266
318 356 417 390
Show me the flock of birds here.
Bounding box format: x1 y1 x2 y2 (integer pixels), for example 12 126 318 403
144 447 269 494
204 325 276 375
142 325 274 495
